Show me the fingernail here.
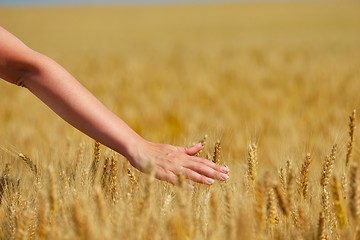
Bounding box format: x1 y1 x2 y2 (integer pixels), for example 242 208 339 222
221 165 229 172
220 173 229 181
206 178 215 185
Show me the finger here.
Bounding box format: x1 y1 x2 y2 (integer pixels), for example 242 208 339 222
178 143 202 156
183 160 229 181
155 166 195 189
182 168 216 185
155 167 178 185
168 165 216 185
189 156 230 174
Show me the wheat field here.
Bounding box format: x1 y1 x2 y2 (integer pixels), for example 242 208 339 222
1 1 360 239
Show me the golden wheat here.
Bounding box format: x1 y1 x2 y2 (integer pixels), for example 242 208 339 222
298 153 311 200
0 1 359 239
346 109 356 167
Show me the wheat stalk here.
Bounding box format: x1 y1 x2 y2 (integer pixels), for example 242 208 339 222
346 109 356 167
19 153 38 176
331 176 347 229
212 140 221 164
195 134 208 157
267 187 279 229
274 184 289 217
321 187 331 230
279 167 287 197
127 167 138 186
110 155 119 203
254 182 265 230
298 153 311 200
0 164 12 204
48 167 57 213
71 199 92 240
90 141 101 185
94 186 107 224
101 157 111 193
208 190 219 238
317 211 327 240
222 183 234 239
349 163 360 222
321 145 337 189
37 191 47 240
247 143 258 191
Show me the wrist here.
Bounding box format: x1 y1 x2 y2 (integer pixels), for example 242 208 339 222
119 131 148 163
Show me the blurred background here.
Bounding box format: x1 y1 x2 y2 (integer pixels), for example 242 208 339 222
0 0 360 173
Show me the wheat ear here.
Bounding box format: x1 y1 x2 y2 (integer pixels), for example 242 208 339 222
321 145 337 189
19 153 38 176
298 153 311 200
247 143 258 191
346 109 356 167
212 140 221 164
90 141 101 185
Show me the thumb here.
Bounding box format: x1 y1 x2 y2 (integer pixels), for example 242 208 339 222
182 143 203 156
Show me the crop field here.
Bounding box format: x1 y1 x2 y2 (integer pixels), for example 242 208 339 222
1 1 360 239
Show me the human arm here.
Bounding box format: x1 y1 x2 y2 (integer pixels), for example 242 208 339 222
0 26 229 185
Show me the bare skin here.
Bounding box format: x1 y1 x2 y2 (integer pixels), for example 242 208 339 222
0 26 229 185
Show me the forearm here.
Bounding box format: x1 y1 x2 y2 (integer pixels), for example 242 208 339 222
20 52 143 159
0 26 229 185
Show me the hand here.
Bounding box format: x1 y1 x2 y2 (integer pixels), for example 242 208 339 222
127 140 230 185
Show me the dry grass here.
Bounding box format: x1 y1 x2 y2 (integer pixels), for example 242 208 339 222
0 1 360 239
